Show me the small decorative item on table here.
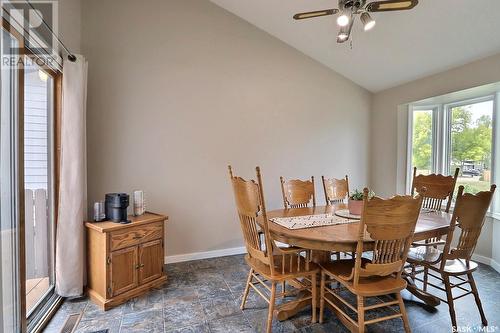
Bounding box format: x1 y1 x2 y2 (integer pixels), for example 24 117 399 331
334 209 361 220
348 188 374 216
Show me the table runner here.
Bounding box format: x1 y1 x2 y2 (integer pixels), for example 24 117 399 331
270 213 357 230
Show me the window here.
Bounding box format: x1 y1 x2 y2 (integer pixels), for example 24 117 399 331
1 27 22 333
408 96 496 198
411 109 434 176
448 100 493 195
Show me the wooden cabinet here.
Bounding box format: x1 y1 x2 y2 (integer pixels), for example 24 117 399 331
86 212 168 310
109 246 138 296
138 239 164 284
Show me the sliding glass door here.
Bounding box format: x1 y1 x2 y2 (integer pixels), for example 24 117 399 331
2 20 60 331
24 63 56 319
1 28 24 333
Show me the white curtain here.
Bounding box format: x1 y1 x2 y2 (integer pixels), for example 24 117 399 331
55 55 88 297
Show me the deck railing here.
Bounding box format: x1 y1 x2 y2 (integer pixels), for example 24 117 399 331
25 189 49 279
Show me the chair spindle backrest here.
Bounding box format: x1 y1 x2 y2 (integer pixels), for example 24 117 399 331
322 175 349 205
441 185 496 268
350 188 424 286
229 166 275 271
411 167 459 213
280 176 316 209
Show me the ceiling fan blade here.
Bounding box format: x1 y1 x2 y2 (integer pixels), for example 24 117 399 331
366 0 418 12
293 9 338 20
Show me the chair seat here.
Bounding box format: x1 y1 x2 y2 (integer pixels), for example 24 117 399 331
322 259 407 297
437 259 478 275
245 254 319 281
407 246 442 264
407 247 478 275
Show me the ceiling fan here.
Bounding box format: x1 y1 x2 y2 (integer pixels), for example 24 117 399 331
293 0 418 43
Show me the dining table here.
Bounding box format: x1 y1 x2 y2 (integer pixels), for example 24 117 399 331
261 203 451 324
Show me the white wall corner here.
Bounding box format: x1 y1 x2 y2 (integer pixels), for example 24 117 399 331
396 104 410 195
471 253 492 266
490 259 500 273
492 218 500 273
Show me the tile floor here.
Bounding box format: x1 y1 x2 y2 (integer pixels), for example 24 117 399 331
43 254 500 333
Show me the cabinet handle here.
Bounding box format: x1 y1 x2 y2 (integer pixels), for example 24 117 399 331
140 264 145 268
135 265 140 269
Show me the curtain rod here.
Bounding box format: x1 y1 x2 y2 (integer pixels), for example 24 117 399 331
26 0 76 62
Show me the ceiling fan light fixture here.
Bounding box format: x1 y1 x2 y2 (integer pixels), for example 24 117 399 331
337 33 349 43
337 25 349 43
360 12 376 31
336 11 350 27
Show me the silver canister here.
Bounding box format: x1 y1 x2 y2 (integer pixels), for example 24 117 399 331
133 190 146 216
93 200 106 222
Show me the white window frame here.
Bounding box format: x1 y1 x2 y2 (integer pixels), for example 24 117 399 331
444 95 496 177
407 94 497 198
406 105 439 191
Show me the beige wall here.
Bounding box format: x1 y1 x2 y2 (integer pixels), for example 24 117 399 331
371 53 500 260
81 0 372 257
58 0 82 54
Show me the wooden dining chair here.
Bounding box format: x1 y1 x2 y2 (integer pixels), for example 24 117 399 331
229 166 319 333
411 167 459 213
319 188 424 333
406 185 495 331
280 176 316 209
322 175 350 260
410 167 459 288
322 175 349 205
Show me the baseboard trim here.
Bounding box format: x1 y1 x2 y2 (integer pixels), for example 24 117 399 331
490 259 500 273
165 246 246 264
471 253 492 266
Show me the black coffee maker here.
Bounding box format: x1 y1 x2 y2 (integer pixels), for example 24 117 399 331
105 193 130 224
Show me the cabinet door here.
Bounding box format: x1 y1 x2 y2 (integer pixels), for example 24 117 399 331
138 239 164 285
109 246 138 296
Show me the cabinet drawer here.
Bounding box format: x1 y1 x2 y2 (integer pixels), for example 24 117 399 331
110 222 163 250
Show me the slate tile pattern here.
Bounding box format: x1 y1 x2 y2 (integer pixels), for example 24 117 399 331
43 254 500 333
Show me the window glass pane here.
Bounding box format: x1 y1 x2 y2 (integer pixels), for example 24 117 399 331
450 100 493 194
1 29 21 333
24 64 54 315
412 110 433 175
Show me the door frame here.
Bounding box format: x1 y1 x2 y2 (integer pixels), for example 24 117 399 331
2 16 63 333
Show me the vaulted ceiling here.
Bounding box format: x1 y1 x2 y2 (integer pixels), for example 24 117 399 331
210 0 500 92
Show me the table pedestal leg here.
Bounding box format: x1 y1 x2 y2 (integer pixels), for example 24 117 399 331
403 276 441 307
276 289 355 332
275 291 311 321
275 250 350 327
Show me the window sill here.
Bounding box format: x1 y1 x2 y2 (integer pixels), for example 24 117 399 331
487 212 500 222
